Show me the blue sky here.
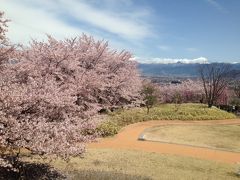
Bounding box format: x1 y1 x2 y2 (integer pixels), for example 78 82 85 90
1 0 240 63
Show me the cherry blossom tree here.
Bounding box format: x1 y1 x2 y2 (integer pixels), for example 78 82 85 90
0 11 142 174
160 80 204 103
0 12 15 67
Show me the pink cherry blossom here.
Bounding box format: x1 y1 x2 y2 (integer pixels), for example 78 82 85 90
0 11 142 168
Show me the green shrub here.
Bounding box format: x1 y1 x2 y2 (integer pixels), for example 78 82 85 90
97 121 120 137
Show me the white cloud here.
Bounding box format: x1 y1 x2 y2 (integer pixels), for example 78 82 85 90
205 0 227 13
158 45 171 51
58 0 152 40
86 0 134 7
186 47 198 52
230 61 240 64
135 57 209 64
1 0 85 44
1 0 153 45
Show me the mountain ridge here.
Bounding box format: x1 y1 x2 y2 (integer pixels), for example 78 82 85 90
137 62 240 77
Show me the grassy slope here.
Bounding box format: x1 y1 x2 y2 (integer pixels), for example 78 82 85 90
108 103 236 127
44 148 240 180
143 125 240 152
18 104 239 179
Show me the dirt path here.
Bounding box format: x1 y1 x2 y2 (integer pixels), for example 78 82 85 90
88 119 240 164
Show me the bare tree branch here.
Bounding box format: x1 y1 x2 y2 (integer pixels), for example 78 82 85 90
198 63 231 107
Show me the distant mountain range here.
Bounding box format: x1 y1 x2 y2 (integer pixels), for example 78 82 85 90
137 62 240 77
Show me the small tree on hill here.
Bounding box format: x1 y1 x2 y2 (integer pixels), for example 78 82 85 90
172 92 182 111
141 82 158 114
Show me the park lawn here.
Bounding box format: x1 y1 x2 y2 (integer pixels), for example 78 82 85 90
108 103 236 127
29 148 240 180
142 124 240 152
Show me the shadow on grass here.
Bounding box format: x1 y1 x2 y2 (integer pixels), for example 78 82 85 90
226 172 240 178
69 169 152 180
0 160 65 180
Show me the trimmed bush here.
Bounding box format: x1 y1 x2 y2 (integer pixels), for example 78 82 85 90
97 121 120 137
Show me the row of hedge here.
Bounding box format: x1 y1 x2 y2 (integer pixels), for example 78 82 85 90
217 105 240 113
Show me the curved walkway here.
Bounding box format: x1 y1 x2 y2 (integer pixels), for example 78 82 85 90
89 119 240 164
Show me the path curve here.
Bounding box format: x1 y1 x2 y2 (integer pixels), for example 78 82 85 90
88 119 240 164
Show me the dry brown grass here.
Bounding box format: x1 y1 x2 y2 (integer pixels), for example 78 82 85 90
32 148 240 180
143 124 240 152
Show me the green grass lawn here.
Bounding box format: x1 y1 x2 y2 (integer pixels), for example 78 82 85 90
29 148 240 180
107 103 236 127
143 124 240 152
